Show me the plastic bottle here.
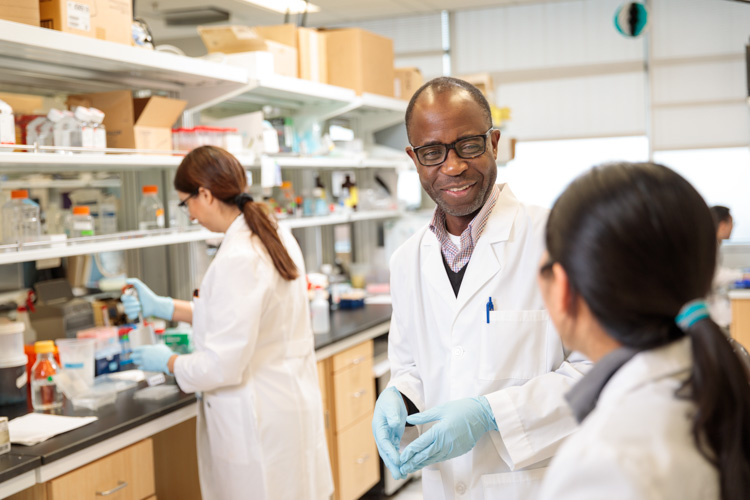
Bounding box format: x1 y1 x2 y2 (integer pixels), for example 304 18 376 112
53 110 82 152
74 106 95 150
31 341 63 411
310 288 330 334
0 98 14 145
25 115 52 148
89 107 107 153
68 206 95 238
2 190 41 244
139 185 165 230
99 195 118 235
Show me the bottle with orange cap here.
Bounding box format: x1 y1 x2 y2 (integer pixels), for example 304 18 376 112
67 206 95 238
1 189 41 245
31 341 62 411
138 185 165 231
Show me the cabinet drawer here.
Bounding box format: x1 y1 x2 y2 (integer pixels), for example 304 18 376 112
332 357 374 432
335 414 379 500
332 341 373 373
48 439 155 500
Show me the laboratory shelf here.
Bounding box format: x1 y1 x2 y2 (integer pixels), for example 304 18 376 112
242 156 406 169
279 210 401 230
0 228 222 266
0 152 182 173
0 20 247 108
0 178 121 190
0 211 399 264
189 74 407 128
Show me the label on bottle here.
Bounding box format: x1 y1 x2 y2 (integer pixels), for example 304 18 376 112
73 221 93 230
66 1 91 32
156 209 165 228
16 371 27 389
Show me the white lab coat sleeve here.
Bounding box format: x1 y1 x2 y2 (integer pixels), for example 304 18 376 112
539 443 650 500
386 252 425 411
485 349 591 470
173 253 270 393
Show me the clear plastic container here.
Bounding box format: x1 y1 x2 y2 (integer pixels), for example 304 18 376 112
89 107 106 153
52 110 82 152
55 338 95 389
31 341 63 411
2 190 41 245
68 206 95 238
139 185 165 230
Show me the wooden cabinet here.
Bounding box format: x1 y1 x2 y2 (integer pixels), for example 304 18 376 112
319 340 379 500
47 439 155 500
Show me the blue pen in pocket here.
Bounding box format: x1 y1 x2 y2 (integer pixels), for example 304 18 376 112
486 297 494 324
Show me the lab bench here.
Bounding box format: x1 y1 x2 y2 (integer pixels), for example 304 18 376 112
0 304 392 500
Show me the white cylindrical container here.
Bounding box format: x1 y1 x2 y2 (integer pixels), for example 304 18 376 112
0 321 28 406
310 288 330 334
139 185 165 230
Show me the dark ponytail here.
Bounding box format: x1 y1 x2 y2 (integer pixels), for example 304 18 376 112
545 162 750 500
684 318 750 498
175 146 299 281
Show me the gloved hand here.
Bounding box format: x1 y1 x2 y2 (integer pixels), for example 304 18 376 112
399 396 498 476
120 278 174 321
132 344 175 374
372 386 408 480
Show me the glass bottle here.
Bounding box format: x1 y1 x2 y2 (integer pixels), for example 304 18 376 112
31 341 63 411
68 206 95 238
310 288 330 334
2 189 41 245
139 185 165 230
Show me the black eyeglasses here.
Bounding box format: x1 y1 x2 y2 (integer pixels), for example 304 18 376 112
410 128 493 167
178 191 198 214
539 259 556 275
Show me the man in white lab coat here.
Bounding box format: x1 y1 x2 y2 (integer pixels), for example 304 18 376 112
372 77 590 499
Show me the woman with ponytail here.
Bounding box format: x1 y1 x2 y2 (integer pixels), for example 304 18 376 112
537 162 750 500
120 146 333 500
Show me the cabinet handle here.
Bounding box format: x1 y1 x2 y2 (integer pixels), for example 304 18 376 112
351 356 366 365
96 481 128 496
356 454 370 465
352 389 366 398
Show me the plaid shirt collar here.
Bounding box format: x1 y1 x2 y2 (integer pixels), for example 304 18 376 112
429 184 500 272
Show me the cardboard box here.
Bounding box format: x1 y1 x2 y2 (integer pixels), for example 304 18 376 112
324 28 394 97
459 72 495 102
0 0 40 26
252 23 297 48
69 91 186 151
39 0 132 45
394 67 424 101
298 27 327 83
0 93 45 115
198 25 298 78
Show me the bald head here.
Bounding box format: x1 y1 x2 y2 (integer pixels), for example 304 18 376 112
405 77 492 143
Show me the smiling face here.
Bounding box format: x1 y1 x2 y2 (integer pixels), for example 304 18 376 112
406 89 500 235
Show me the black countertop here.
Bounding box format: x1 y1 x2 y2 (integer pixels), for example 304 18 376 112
0 453 40 484
0 304 392 485
313 303 392 351
4 381 196 465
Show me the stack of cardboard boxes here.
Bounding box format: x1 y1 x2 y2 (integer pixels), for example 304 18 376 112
2 0 133 45
199 24 399 98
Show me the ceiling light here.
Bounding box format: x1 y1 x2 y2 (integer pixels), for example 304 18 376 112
240 0 320 14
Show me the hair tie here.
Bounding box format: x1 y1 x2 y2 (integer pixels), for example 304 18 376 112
676 300 710 330
234 192 253 209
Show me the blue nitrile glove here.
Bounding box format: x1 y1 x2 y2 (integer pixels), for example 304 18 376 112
398 396 498 476
120 278 174 321
372 386 408 480
132 344 175 374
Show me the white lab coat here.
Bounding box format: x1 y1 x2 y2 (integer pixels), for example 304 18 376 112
539 337 719 499
388 184 590 500
173 215 333 500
